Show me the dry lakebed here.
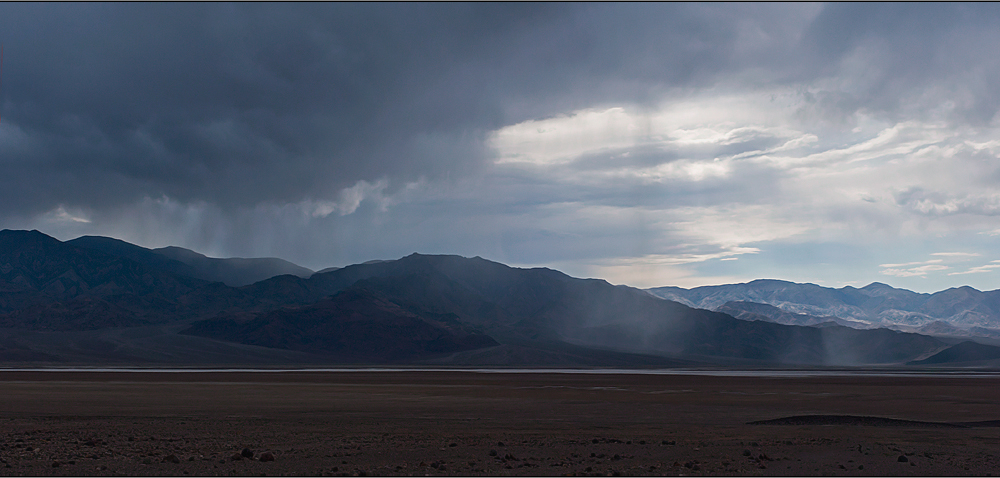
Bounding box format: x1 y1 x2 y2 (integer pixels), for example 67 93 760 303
1 369 1000 476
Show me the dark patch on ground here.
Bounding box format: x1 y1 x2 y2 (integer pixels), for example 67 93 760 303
748 414 1000 428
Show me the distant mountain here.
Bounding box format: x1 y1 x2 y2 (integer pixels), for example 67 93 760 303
68 236 313 287
717 301 870 329
915 320 967 336
153 246 313 287
909 340 1000 366
968 326 1000 339
308 260 387 277
881 322 1000 345
195 253 949 366
0 230 962 366
647 280 1000 330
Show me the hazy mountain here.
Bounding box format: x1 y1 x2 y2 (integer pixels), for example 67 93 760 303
0 230 962 366
153 246 313 286
915 320 968 336
909 340 1000 366
648 280 1000 330
968 326 1000 339
68 235 313 287
877 322 1000 346
212 253 949 366
717 301 871 329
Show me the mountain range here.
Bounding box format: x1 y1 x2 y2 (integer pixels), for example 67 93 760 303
66 235 314 287
1 229 998 367
647 280 1000 333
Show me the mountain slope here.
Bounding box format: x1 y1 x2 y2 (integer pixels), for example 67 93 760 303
181 286 499 362
215 253 950 365
718 301 870 329
909 340 1000 365
0 231 961 366
66 236 203 280
0 230 208 329
154 246 313 287
68 235 314 287
648 279 1000 330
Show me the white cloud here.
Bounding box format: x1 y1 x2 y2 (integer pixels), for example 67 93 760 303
930 252 981 258
489 88 817 170
624 159 732 182
879 254 983 278
879 259 944 268
949 262 1000 275
881 264 950 278
304 178 391 218
616 248 761 267
490 107 649 165
482 84 1000 289
558 254 753 289
665 205 811 250
44 206 91 224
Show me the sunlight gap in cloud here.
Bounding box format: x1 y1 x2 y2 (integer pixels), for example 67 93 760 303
484 82 1000 289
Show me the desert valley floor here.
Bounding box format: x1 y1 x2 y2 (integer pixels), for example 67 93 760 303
1 369 1000 476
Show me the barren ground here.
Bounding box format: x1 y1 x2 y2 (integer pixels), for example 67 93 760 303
1 370 1000 476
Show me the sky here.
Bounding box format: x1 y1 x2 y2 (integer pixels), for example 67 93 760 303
4 3 1000 293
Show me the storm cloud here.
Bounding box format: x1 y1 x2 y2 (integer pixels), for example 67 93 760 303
0 3 786 212
4 3 1000 292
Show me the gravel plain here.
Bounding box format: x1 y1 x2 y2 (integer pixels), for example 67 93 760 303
1 370 1000 476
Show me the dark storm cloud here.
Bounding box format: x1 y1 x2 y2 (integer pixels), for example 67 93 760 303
0 3 509 211
0 3 811 217
10 3 1000 293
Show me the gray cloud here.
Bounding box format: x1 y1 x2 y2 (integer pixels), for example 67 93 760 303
0 3 823 217
6 3 1000 293
800 3 1000 125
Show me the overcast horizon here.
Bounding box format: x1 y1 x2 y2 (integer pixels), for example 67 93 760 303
5 3 1000 293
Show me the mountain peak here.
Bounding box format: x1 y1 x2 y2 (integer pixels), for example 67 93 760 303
861 281 895 290
0 228 57 240
0 229 63 248
746 279 793 284
940 285 982 294
154 246 210 261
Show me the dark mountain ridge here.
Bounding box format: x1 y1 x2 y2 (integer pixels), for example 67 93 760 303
68 235 313 287
0 230 209 329
153 246 313 287
208 253 953 366
182 286 499 362
0 229 989 366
